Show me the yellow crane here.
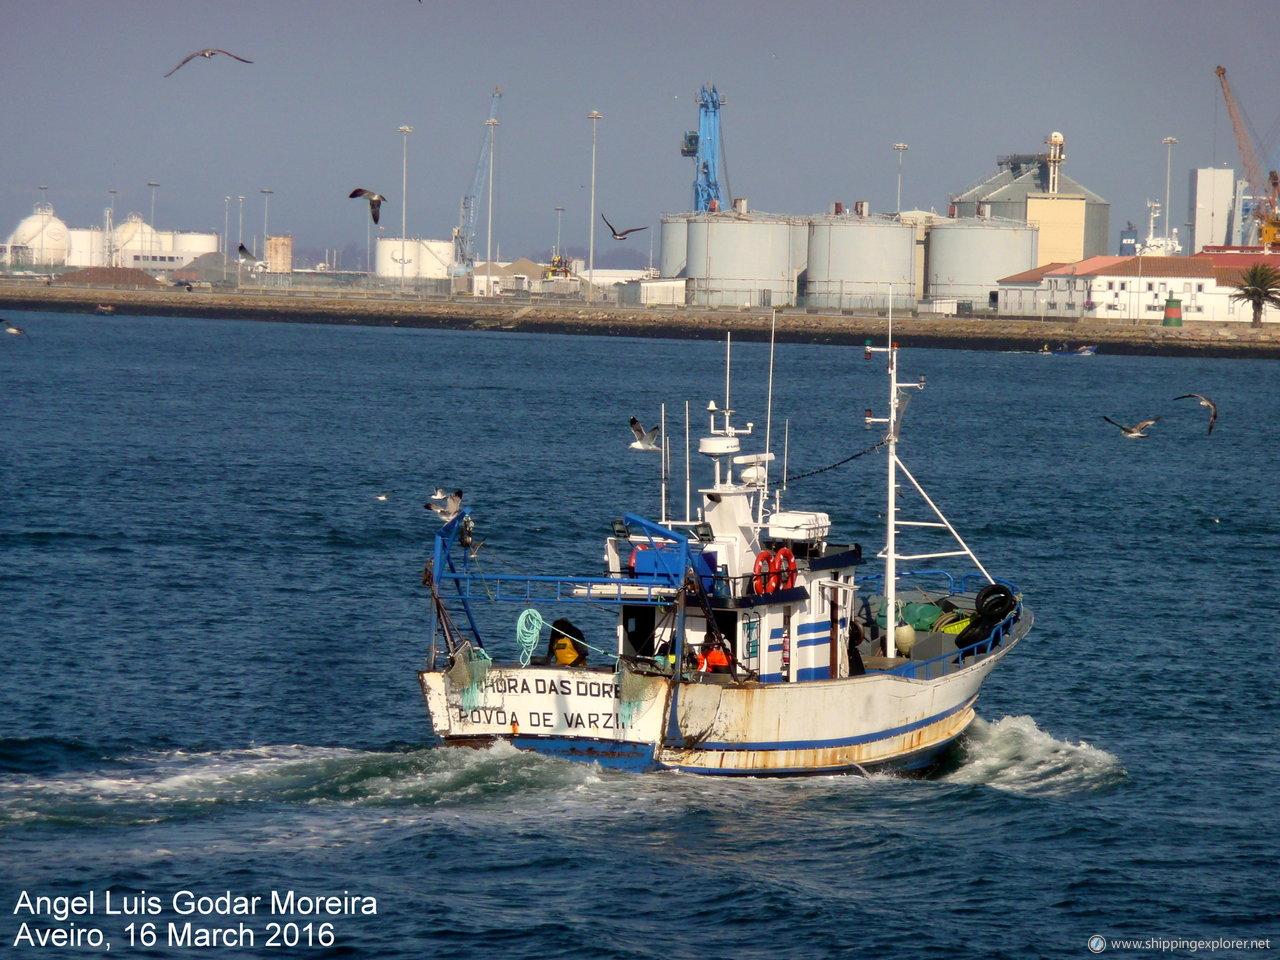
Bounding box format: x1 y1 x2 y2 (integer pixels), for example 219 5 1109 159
1215 65 1280 248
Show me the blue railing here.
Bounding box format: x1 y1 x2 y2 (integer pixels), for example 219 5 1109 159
434 571 681 606
879 606 1022 680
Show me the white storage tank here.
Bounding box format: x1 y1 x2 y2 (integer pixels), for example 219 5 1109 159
927 218 1038 307
9 204 70 265
660 216 689 278
686 210 802 308
112 213 156 260
804 216 916 310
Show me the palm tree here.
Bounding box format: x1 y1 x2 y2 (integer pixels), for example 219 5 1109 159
1229 263 1280 326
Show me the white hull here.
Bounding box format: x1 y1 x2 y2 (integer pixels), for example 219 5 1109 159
420 629 1024 775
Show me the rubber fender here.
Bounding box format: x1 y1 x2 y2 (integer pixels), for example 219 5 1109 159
975 582 1017 621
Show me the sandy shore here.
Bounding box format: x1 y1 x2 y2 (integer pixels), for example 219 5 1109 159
3 283 1278 358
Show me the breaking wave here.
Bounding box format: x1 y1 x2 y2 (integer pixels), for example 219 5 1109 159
942 714 1126 796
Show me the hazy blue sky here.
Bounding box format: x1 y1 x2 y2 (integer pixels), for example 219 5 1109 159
3 0 1276 265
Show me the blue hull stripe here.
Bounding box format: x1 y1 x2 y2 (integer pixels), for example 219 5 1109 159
505 736 656 771
770 620 832 639
796 666 830 681
669 737 958 777
690 694 977 753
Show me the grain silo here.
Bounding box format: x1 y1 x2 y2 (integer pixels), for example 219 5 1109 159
660 216 689 277
804 215 916 310
926 218 1039 306
685 204 804 307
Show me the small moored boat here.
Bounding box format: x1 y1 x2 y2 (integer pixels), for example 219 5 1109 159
418 333 1032 776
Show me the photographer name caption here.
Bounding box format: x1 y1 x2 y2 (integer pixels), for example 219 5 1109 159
11 889 378 950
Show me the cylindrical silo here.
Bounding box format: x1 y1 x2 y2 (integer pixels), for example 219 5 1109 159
660 216 689 278
926 218 1039 306
686 213 799 308
804 216 916 310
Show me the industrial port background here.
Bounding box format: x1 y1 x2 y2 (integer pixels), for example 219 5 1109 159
2 0 1276 268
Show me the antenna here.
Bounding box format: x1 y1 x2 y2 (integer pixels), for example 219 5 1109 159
724 332 732 413
660 402 668 523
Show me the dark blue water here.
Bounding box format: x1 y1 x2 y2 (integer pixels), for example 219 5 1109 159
2 311 1276 959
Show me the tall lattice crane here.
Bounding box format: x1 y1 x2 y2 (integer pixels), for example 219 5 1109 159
453 87 502 271
1215 65 1279 248
680 85 727 212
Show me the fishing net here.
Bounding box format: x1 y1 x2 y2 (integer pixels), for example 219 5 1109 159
448 643 493 712
615 661 663 728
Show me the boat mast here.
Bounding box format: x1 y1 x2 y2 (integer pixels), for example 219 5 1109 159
866 289 994 660
865 287 923 659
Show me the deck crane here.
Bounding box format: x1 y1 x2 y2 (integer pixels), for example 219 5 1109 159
680 84 727 212
453 87 502 272
1215 65 1280 249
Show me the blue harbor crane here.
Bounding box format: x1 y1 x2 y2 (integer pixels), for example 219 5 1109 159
681 84 726 212
453 87 502 272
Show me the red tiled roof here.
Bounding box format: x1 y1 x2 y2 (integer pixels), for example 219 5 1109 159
1086 257 1216 278
998 263 1067 284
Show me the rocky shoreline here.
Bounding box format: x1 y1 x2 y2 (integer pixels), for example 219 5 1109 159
3 282 1278 358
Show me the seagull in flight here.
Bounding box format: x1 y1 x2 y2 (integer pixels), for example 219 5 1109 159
3 317 31 341
237 243 255 261
629 417 660 451
424 489 463 521
349 189 386 225
602 214 648 240
1103 416 1159 438
1173 394 1218 434
164 49 253 77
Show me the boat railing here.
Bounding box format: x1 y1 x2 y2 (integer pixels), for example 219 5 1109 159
856 568 958 596
434 570 682 606
855 569 1021 601
877 609 1021 680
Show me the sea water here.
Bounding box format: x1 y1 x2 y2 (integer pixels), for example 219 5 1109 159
0 310 1276 959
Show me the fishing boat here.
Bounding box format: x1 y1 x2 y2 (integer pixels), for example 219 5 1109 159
1039 343 1097 356
418 333 1032 776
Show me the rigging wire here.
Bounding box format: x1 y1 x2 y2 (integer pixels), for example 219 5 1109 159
784 436 887 483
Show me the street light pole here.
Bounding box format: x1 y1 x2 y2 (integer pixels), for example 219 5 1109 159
107 189 117 268
554 206 565 258
587 110 602 303
893 144 909 213
147 181 160 269
223 197 231 283
485 117 499 295
1162 137 1178 240
260 188 272 273
38 185 47 267
237 195 245 287
399 125 413 292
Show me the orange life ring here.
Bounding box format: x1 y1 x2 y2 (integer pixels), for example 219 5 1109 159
752 550 775 594
772 547 797 590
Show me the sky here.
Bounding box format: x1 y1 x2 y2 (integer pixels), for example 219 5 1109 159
3 0 1277 268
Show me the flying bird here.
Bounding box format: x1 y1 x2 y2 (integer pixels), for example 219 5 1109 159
1103 416 1159 438
237 243 256 261
349 189 386 225
3 318 31 341
629 417 660 452
602 214 648 240
424 489 463 521
164 48 253 77
1173 394 1218 434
